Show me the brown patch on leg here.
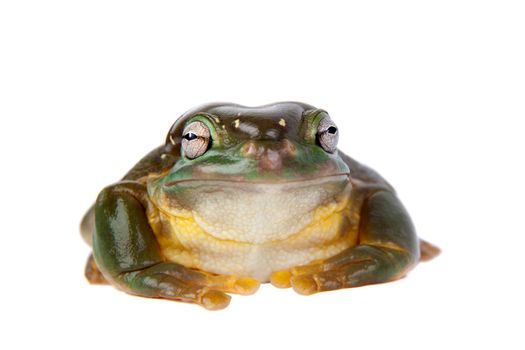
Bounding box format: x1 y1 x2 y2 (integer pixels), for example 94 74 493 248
419 239 441 262
85 254 108 284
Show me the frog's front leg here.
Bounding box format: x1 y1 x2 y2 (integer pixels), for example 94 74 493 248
93 181 259 310
271 191 420 295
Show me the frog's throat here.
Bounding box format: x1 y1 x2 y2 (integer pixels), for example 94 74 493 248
148 176 352 244
152 190 350 245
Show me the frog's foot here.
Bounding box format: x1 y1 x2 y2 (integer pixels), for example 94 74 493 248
85 254 108 284
271 245 412 295
120 262 260 310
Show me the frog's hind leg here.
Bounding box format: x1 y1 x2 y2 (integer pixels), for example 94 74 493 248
80 204 95 246
81 205 107 284
85 254 108 284
419 239 440 261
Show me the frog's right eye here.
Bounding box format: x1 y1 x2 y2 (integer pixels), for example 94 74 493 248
316 116 338 153
181 121 211 159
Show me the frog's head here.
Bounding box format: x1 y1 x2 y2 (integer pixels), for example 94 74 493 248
149 102 351 244
161 102 349 182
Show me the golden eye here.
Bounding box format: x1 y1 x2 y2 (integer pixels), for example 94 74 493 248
317 116 339 153
181 121 211 159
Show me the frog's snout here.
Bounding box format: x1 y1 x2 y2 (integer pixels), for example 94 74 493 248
242 140 296 171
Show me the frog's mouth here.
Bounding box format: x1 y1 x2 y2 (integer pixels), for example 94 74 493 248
163 173 350 187
150 174 352 244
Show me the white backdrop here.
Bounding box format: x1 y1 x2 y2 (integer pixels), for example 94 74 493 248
1 1 524 349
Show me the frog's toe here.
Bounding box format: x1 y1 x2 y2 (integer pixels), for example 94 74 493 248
270 270 292 288
232 277 260 295
270 259 327 290
200 290 232 310
290 275 320 295
274 262 343 294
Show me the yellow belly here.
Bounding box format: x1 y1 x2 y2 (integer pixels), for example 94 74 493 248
147 198 360 282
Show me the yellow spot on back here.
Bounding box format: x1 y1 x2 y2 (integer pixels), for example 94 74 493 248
279 118 286 127
169 135 175 145
213 116 220 123
234 119 240 128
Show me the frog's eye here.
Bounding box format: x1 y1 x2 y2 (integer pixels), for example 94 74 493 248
181 121 211 159
316 116 339 153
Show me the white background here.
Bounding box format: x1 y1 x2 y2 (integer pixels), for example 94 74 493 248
1 1 524 349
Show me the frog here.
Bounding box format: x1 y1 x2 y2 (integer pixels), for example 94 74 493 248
81 102 440 310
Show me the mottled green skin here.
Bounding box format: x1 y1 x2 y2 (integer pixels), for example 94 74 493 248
82 102 422 309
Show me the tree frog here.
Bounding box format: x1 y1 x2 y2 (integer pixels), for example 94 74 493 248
81 102 439 310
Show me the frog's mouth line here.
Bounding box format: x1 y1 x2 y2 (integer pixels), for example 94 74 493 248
163 173 351 188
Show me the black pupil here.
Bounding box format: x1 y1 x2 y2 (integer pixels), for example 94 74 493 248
184 132 198 141
327 126 337 134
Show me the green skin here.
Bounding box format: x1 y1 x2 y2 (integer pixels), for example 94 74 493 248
82 102 435 310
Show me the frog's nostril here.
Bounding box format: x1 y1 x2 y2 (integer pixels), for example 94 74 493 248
241 140 296 171
280 139 296 156
259 149 282 171
242 141 262 156
241 142 284 171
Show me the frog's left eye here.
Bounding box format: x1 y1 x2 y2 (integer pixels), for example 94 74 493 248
317 116 339 153
181 121 211 159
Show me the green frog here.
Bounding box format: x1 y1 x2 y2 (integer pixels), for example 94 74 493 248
81 102 439 310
